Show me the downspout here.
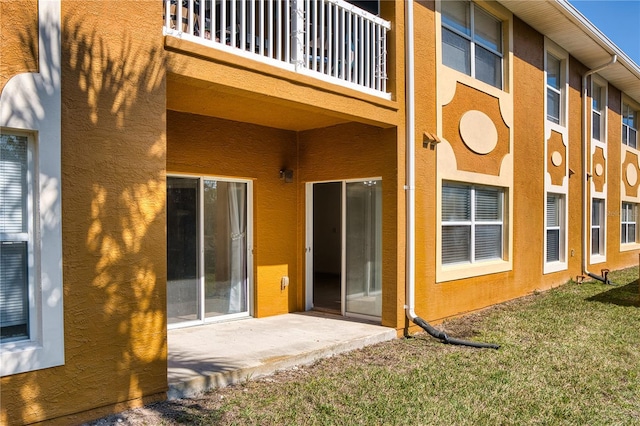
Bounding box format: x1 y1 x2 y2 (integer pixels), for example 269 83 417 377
581 55 617 283
403 1 497 349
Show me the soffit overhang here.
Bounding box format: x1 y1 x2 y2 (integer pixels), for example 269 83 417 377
499 0 640 103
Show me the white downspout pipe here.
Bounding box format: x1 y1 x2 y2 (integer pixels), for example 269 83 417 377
402 2 497 349
581 55 617 281
404 0 417 322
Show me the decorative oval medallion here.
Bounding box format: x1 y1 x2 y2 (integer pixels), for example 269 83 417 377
459 110 498 155
627 162 638 186
551 151 563 167
595 163 604 176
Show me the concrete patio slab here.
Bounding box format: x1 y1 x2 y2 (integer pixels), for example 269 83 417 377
167 311 397 399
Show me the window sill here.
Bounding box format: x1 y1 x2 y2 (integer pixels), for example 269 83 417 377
1 337 64 376
620 242 640 252
441 67 506 98
546 120 567 132
544 260 568 274
621 143 640 154
437 258 511 283
589 254 607 265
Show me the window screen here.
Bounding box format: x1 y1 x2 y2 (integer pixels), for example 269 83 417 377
1 134 30 342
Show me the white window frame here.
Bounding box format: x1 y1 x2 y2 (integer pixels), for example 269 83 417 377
1 133 35 344
0 129 63 377
166 173 254 330
545 193 565 267
591 198 606 261
545 51 565 126
621 202 637 244
0 0 63 377
622 102 638 149
440 0 504 90
441 182 504 265
591 80 606 143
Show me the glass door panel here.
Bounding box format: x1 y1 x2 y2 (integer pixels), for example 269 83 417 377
204 180 248 318
168 176 250 327
166 177 199 324
345 180 382 318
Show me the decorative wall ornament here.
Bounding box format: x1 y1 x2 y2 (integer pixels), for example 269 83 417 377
441 83 510 176
595 163 604 176
592 146 606 193
622 150 640 198
459 110 498 155
626 162 638 187
546 130 566 186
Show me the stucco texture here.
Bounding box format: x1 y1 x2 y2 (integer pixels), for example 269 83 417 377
547 130 567 186
604 84 640 270
1 1 168 424
421 16 559 323
298 123 399 328
166 113 399 324
166 111 299 317
442 83 510 176
0 0 38 93
622 150 639 198
412 0 437 330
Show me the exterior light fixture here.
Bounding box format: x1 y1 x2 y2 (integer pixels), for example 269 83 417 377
280 169 294 183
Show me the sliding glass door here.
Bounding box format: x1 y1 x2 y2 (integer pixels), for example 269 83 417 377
306 179 382 320
167 176 251 327
345 180 382 317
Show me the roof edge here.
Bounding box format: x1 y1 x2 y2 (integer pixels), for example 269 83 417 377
552 0 640 77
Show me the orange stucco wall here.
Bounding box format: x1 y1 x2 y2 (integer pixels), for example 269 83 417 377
410 7 639 327
410 5 640 326
412 0 437 331
166 114 399 324
0 0 38 93
3 0 638 424
602 84 640 271
547 130 567 186
1 1 168 425
162 0 405 328
166 112 299 317
442 83 510 176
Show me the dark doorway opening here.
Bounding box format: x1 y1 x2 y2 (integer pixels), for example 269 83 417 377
312 182 342 313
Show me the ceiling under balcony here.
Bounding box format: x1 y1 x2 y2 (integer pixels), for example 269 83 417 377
166 73 356 131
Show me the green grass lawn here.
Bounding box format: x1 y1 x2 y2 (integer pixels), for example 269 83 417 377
98 268 640 425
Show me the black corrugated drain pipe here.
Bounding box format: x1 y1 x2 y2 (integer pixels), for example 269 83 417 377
411 316 500 350
585 271 616 286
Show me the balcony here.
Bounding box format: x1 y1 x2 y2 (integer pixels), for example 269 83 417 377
163 0 391 99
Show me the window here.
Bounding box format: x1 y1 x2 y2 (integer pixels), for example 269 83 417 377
621 202 637 244
442 183 504 264
1 0 63 377
591 198 605 255
1 134 31 342
546 194 564 262
592 82 604 141
441 1 503 89
622 103 638 149
1 130 63 377
546 53 562 125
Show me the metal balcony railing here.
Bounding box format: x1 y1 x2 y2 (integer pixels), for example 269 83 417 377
163 0 391 97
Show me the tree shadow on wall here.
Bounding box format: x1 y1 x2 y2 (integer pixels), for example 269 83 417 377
2 2 187 424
